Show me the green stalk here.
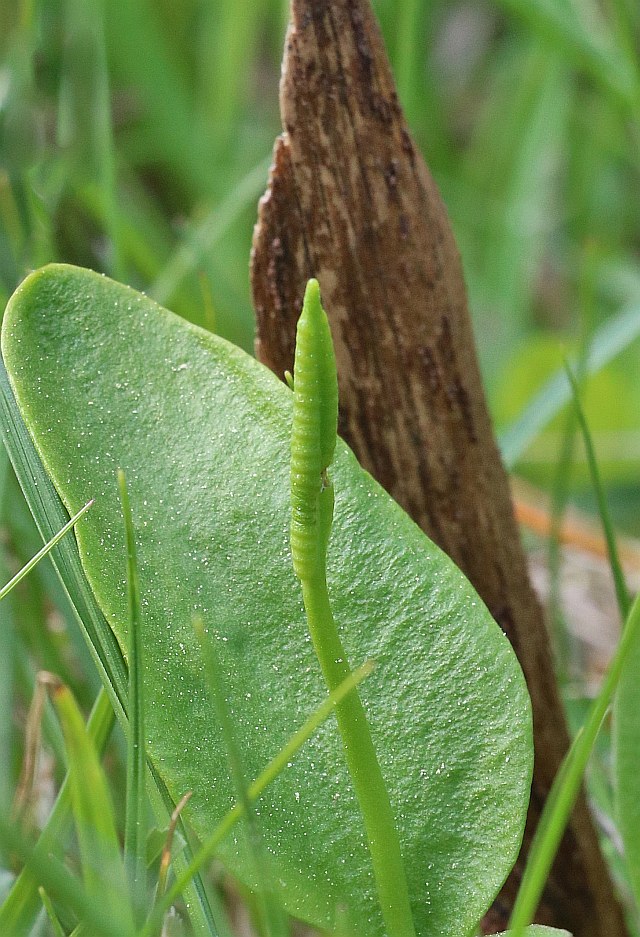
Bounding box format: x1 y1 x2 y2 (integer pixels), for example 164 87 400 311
290 280 416 937
509 589 640 934
301 572 416 937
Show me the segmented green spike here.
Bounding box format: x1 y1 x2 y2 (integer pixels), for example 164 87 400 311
290 278 339 581
289 279 416 937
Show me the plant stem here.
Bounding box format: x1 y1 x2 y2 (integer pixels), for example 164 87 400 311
290 279 416 937
301 569 416 937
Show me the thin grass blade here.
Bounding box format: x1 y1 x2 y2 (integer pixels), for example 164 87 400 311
38 886 67 937
509 591 640 933
499 303 640 468
0 362 219 936
0 359 127 719
149 155 271 307
563 362 630 618
118 470 147 918
0 688 114 936
0 808 129 937
50 678 135 933
0 499 93 602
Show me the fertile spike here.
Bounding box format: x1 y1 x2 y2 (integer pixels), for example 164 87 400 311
290 279 339 582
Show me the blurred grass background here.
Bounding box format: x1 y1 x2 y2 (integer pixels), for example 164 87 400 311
1 0 640 929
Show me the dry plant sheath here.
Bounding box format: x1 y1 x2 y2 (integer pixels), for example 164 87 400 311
250 1 626 933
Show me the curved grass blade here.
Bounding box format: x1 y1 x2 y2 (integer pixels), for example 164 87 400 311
0 499 93 602
149 155 271 307
615 628 640 908
499 303 640 468
0 808 130 937
39 886 66 937
509 591 640 934
563 363 630 618
50 677 136 934
0 359 127 719
494 0 640 115
156 792 192 901
140 661 374 937
0 688 114 936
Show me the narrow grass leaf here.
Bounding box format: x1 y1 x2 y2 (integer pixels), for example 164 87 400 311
0 499 93 602
156 792 191 900
118 470 148 917
509 590 640 934
564 363 630 618
0 809 130 937
194 617 288 937
149 155 271 307
38 886 66 937
50 679 135 932
614 621 640 908
58 0 123 279
499 303 640 468
494 0 640 114
0 687 114 936
12 673 49 823
0 359 128 721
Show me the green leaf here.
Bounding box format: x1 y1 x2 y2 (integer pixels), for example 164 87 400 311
0 358 219 936
2 264 533 937
509 587 640 934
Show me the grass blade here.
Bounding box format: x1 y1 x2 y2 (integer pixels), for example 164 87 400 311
0 688 114 936
614 621 640 909
510 370 633 931
563 363 630 618
118 471 147 918
0 499 93 602
509 592 640 933
494 0 640 114
38 886 67 937
499 303 640 468
50 677 135 934
0 359 127 719
149 155 271 307
0 807 130 937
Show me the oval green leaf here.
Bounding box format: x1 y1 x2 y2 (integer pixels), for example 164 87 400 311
2 264 533 937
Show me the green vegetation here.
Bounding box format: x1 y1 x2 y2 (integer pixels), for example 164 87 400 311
2 1 640 935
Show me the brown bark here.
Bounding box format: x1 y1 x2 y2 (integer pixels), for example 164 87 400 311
250 2 627 935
